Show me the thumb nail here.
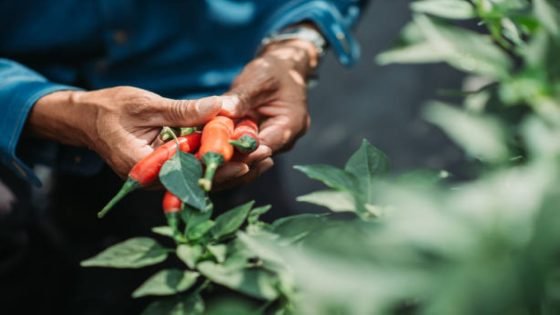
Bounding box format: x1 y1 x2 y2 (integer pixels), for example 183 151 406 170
196 96 222 116
221 95 240 115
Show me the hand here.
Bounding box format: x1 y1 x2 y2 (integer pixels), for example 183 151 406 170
212 38 319 189
28 86 229 178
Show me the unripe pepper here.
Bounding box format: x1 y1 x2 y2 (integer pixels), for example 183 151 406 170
97 132 201 218
230 118 259 154
197 116 234 191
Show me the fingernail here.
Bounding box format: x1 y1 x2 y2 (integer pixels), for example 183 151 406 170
222 163 249 178
196 96 222 116
221 95 240 114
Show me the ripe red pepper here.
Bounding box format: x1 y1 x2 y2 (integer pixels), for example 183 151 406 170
197 116 234 191
162 190 183 214
230 118 259 154
97 132 201 218
163 190 183 234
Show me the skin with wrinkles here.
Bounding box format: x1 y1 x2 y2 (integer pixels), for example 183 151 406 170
27 38 319 190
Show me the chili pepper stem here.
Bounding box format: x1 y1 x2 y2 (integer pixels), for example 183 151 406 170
98 179 141 218
180 127 196 136
229 135 258 153
160 127 180 142
198 152 224 191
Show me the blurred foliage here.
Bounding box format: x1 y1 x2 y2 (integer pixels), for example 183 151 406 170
82 1 560 314
260 1 560 314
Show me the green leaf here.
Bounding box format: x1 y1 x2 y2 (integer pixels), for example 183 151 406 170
205 298 256 315
345 139 388 203
183 207 213 231
294 165 357 191
81 237 168 269
187 220 215 241
411 0 476 19
207 244 228 264
152 226 175 238
132 269 199 298
413 14 511 78
198 261 279 300
211 201 254 240
534 0 560 36
177 244 203 269
248 205 272 225
297 190 355 213
271 214 330 242
377 42 448 65
160 152 206 210
425 102 509 163
141 294 204 315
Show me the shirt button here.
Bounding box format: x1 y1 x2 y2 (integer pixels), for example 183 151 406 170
112 30 129 45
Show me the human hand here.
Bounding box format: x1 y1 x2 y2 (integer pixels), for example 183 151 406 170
28 86 228 178
212 38 319 189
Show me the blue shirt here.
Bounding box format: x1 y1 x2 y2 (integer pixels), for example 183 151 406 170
0 0 363 186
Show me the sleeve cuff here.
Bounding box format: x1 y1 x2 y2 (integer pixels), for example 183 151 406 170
260 0 362 66
0 82 79 186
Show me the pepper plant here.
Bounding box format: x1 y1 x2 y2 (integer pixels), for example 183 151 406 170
81 138 387 314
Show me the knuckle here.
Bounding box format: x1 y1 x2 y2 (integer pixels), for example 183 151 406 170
163 99 188 123
126 95 157 117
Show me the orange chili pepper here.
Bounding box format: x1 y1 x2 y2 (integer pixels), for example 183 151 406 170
197 116 234 191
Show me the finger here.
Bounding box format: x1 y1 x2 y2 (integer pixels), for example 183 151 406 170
152 95 233 127
259 114 309 153
232 144 272 165
111 143 153 179
213 162 250 184
258 121 293 153
222 80 276 117
219 94 245 118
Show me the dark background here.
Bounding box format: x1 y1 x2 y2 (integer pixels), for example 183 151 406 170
276 0 466 212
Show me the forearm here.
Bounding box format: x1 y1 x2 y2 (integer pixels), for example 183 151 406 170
26 90 92 148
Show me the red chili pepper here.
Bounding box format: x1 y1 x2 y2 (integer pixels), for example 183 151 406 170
163 190 182 235
97 132 201 218
162 191 183 214
197 116 234 191
230 118 259 154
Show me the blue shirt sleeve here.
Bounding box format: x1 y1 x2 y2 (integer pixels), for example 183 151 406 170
0 58 79 186
259 0 366 66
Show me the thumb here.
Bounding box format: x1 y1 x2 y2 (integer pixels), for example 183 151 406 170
221 87 266 117
155 96 228 127
220 94 246 118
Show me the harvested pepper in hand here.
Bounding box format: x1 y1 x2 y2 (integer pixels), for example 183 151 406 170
98 132 201 218
197 116 234 191
230 118 259 154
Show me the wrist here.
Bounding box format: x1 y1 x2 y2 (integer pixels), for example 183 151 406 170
259 39 319 76
27 90 92 147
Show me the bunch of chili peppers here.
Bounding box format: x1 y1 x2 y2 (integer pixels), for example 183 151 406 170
97 116 259 219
